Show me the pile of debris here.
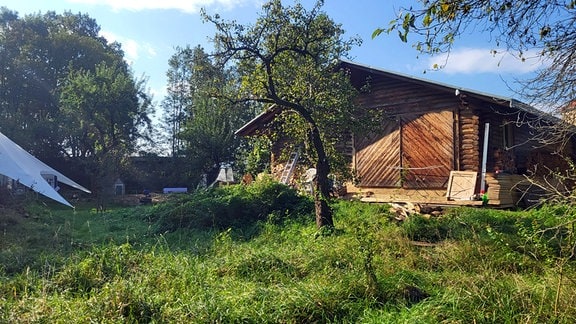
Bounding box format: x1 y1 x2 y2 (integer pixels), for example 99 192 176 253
389 202 444 222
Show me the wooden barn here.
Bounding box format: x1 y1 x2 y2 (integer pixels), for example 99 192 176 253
236 60 574 207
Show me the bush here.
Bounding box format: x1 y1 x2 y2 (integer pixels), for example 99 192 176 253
151 178 314 233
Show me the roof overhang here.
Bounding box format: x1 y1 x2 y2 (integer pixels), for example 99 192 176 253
338 59 557 121
235 104 283 137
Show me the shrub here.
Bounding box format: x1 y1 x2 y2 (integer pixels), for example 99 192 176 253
151 179 313 232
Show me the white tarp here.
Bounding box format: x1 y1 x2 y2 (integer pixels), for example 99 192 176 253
216 167 234 183
0 132 91 207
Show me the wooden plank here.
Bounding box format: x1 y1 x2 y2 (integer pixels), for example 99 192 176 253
359 196 482 206
446 171 478 200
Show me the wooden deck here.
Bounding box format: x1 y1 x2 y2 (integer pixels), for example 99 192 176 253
343 185 483 206
342 172 525 208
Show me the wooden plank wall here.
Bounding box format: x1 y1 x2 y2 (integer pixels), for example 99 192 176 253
354 119 401 187
353 77 458 189
401 110 454 188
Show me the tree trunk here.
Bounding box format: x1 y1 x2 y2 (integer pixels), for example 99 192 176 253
308 121 334 228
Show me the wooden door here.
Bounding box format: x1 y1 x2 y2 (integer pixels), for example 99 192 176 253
401 111 454 189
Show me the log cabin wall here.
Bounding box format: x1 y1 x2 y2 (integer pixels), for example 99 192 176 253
457 96 480 172
472 99 538 175
352 77 459 190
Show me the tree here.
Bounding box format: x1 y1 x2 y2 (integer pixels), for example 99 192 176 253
161 46 195 158
181 96 246 185
203 0 361 228
59 62 152 203
0 8 152 202
376 1 576 144
162 45 253 186
0 8 129 162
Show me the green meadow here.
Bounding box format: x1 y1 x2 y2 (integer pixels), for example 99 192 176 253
1 179 575 323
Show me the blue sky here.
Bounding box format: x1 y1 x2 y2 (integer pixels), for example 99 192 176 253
3 0 546 111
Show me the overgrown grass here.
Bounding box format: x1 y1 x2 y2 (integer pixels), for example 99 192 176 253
1 181 576 322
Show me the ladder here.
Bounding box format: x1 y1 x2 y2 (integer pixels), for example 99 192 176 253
280 150 299 184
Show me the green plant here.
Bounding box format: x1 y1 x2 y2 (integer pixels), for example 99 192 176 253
2 192 576 322
152 179 313 233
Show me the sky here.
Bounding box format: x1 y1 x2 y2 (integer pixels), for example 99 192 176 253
3 0 546 115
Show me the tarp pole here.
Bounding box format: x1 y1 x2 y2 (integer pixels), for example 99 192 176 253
480 123 489 194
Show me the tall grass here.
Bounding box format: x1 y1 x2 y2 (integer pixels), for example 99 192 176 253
1 181 576 322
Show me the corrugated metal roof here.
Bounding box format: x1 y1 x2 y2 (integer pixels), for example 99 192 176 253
339 59 517 106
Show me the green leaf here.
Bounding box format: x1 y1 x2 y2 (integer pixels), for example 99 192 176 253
371 28 384 39
402 13 412 30
398 30 407 43
423 14 432 27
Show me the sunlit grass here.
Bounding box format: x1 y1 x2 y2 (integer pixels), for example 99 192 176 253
1 183 576 322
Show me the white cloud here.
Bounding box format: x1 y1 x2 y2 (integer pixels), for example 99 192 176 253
66 0 254 13
427 48 547 74
143 44 157 58
99 30 156 64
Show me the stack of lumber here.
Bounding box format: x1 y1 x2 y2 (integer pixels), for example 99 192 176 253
460 113 480 171
485 173 523 207
389 202 443 222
